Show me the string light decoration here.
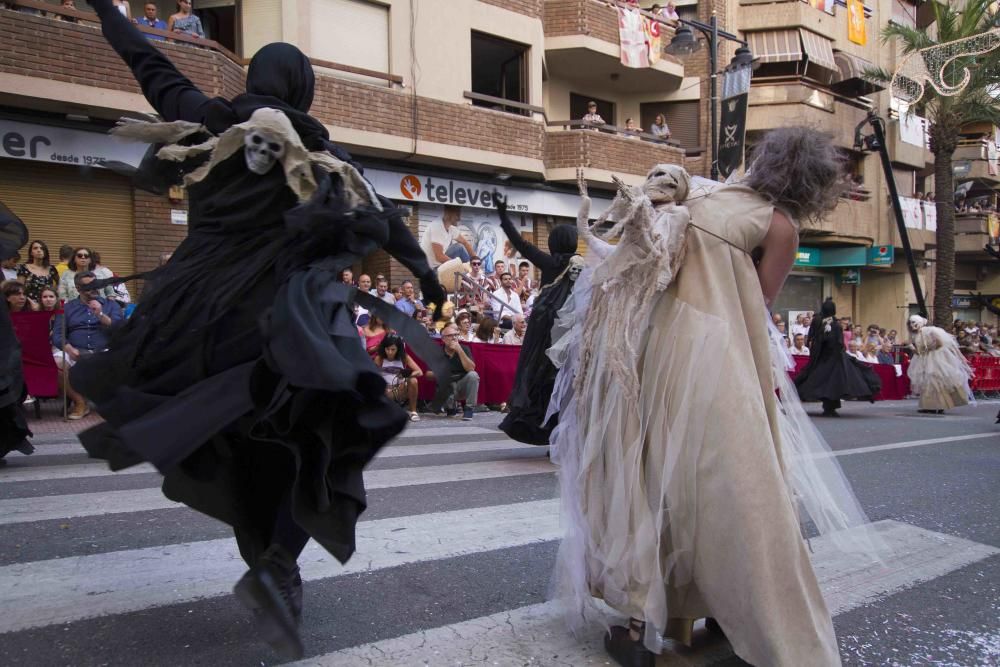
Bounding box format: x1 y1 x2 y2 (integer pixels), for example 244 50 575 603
891 29 1000 104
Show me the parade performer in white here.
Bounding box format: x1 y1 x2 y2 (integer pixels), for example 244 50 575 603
906 315 974 414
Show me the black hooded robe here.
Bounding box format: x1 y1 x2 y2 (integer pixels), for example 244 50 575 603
795 312 882 409
72 0 440 566
0 204 31 459
497 217 579 445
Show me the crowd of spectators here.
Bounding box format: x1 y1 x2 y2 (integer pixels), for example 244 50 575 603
579 100 673 143
2 0 206 41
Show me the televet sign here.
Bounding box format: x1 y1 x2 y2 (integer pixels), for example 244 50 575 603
365 168 610 219
0 119 146 168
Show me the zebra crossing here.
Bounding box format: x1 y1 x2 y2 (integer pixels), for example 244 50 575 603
0 416 997 666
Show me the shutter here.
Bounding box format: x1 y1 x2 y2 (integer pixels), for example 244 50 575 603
661 101 700 150
0 159 135 277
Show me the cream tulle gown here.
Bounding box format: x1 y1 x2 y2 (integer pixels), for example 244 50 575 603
552 180 881 667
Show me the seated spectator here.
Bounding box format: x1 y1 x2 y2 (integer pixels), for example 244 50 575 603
169 0 204 38
1 253 18 281
339 268 354 285
771 312 783 327
55 245 74 278
456 310 477 342
59 247 97 301
17 240 59 301
55 0 79 22
361 314 387 358
136 2 167 40
860 342 879 363
649 113 672 142
790 333 810 356
474 316 502 344
491 272 523 323
503 314 527 345
51 271 125 419
790 313 809 339
886 328 898 344
391 285 403 302
876 340 895 365
582 101 605 128
394 279 423 317
486 259 506 292
374 334 423 422
847 339 865 361
375 277 395 304
776 321 787 338
428 323 479 420
514 261 536 297
4 280 38 312
623 118 642 139
38 286 58 312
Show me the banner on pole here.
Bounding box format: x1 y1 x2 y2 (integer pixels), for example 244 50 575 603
718 93 749 180
847 0 867 45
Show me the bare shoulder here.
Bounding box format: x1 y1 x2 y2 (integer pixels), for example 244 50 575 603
765 208 798 247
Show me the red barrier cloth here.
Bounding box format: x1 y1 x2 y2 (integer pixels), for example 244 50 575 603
10 310 60 398
412 341 522 405
788 355 910 400
968 354 1000 392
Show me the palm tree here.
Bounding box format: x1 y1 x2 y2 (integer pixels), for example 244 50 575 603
867 0 1000 328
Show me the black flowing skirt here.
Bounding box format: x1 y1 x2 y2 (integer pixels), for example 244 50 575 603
795 350 882 403
499 277 575 446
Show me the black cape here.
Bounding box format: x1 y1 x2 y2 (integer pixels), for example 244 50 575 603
794 319 881 403
0 202 31 457
73 0 443 565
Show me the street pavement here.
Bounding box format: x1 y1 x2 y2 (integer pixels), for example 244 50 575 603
0 399 997 666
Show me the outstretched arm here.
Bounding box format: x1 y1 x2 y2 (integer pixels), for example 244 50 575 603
90 0 226 125
576 169 613 259
493 192 556 272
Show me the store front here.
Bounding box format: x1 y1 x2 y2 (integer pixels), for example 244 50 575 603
0 118 147 277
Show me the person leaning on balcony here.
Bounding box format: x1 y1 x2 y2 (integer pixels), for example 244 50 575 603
623 118 642 139
55 0 79 22
136 2 167 40
650 113 672 142
168 0 204 38
581 101 605 129
112 0 131 19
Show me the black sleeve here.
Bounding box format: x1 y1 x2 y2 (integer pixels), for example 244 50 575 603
497 209 555 273
90 0 232 126
380 198 432 279
829 322 846 352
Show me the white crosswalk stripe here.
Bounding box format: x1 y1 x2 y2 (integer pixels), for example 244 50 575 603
0 422 996 667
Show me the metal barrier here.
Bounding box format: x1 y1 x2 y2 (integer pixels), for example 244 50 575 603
968 355 1000 398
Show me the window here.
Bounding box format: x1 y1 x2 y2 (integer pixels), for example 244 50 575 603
309 0 390 76
471 32 529 115
570 94 614 126
193 0 238 53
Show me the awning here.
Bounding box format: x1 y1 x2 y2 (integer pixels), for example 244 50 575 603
799 29 837 80
746 30 802 64
830 50 885 97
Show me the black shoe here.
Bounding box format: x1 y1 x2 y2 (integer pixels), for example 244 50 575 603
705 617 725 637
233 544 304 660
604 624 654 667
821 409 839 417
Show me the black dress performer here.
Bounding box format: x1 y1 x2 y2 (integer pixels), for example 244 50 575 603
74 1 447 659
0 202 34 467
495 194 580 445
795 297 881 416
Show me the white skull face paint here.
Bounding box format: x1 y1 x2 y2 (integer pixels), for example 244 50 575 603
642 163 689 204
244 129 286 175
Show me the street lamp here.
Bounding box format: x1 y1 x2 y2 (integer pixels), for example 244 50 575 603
665 14 752 181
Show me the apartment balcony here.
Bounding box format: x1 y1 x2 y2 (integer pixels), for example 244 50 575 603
0 3 243 119
955 213 997 257
544 124 687 185
804 195 878 243
886 116 931 170
738 0 876 61
746 80 868 149
953 139 1000 185
543 0 684 93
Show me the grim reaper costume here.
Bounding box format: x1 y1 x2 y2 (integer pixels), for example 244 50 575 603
73 1 447 659
0 203 33 466
495 195 580 445
906 315 974 413
794 297 882 416
551 145 882 667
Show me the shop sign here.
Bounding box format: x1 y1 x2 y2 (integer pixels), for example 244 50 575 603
793 246 821 267
838 268 861 285
953 160 972 177
952 294 975 309
170 209 188 225
365 168 611 219
0 119 146 169
867 245 894 266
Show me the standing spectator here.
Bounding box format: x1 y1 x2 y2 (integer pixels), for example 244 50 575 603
771 312 783 328
790 333 810 356
491 272 523 323
394 279 423 317
503 314 527 345
790 314 810 339
136 2 167 40
375 277 395 304
420 205 473 270
59 247 92 301
112 0 131 18
474 316 502 344
458 255 491 310
429 324 479 420
374 334 423 422
582 101 605 128
876 340 895 365
56 0 80 22
1 253 18 281
623 118 642 138
654 1 679 22
488 259 506 292
4 281 38 313
339 268 353 285
51 271 125 419
55 245 74 278
168 0 205 38
357 273 371 294
649 113 672 142
17 240 59 302
514 261 536 298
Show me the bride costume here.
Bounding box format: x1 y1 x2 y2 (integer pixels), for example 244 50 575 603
550 155 882 666
906 315 974 412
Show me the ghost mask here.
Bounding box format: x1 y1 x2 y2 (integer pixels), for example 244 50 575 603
642 164 690 205
244 129 285 175
908 314 927 332
566 255 585 282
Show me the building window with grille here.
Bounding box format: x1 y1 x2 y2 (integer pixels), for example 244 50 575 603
471 32 529 116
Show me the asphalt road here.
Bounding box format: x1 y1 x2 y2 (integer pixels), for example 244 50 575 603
0 399 997 666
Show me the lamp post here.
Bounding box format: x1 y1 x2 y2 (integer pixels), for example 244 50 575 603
665 14 752 181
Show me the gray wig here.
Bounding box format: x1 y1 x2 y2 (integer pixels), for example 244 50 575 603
744 127 848 224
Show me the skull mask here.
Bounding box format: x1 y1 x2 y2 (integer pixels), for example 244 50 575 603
567 256 585 282
244 129 286 175
642 164 690 205
908 314 927 332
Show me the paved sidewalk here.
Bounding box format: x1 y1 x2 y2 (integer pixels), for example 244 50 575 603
23 399 103 439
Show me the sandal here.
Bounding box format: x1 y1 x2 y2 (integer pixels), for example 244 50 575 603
604 618 654 667
409 412 420 422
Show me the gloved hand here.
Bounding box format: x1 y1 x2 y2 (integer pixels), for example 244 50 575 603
419 270 447 321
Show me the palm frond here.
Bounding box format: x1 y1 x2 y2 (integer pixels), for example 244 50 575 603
881 23 935 51
863 65 893 84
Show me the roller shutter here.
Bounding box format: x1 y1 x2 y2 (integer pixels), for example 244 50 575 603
0 159 135 277
661 101 700 151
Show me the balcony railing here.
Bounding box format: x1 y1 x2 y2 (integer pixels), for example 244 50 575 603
955 212 997 255
545 125 687 181
954 139 1000 183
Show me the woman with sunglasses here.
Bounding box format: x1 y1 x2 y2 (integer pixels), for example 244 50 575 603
58 247 97 302
16 240 59 302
